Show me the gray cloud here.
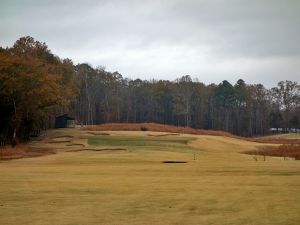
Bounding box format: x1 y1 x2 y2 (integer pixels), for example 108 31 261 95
1 0 300 87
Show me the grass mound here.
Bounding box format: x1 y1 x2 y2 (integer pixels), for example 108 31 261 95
84 123 237 137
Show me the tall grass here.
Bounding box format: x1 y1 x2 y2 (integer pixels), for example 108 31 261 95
0 146 28 159
0 145 54 160
245 144 300 160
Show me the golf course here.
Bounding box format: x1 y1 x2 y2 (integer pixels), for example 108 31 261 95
1 127 300 225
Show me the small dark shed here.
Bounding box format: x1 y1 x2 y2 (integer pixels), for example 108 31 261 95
55 114 76 128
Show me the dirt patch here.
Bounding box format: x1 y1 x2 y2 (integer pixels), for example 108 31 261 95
67 148 127 153
0 146 55 160
163 161 187 163
244 144 300 160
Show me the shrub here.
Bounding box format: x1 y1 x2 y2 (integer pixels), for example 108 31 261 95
140 127 148 131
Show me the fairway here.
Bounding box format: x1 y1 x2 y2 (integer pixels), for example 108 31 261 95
0 129 300 225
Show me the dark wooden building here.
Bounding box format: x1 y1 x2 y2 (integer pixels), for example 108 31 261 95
55 114 75 128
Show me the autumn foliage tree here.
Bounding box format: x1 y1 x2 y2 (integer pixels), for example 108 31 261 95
0 36 78 144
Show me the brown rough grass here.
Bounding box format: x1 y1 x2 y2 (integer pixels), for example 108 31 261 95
84 123 239 137
0 145 55 160
245 144 300 160
253 138 300 145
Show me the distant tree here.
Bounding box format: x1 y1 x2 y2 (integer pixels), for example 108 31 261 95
233 79 249 135
248 84 271 135
173 75 193 127
290 116 299 129
271 80 300 128
190 81 207 128
269 110 283 129
213 80 236 131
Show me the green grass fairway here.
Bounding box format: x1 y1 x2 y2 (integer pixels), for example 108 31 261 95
0 129 300 225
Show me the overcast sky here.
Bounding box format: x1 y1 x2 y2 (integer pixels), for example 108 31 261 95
1 0 300 87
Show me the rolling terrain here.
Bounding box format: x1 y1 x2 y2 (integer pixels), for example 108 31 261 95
0 128 299 225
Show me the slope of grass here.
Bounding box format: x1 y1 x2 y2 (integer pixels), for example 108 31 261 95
254 133 300 145
259 133 300 139
0 129 300 225
84 123 238 137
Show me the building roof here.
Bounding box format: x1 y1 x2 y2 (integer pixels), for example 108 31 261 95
56 114 75 120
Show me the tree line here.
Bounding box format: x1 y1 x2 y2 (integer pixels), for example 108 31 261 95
1 37 300 144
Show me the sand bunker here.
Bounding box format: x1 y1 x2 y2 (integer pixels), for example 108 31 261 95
162 161 187 163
